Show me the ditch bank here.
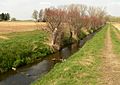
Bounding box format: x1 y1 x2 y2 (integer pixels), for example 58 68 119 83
0 27 102 85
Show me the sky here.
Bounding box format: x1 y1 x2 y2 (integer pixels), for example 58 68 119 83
0 0 120 20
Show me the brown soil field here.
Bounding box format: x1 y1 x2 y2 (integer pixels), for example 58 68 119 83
0 22 47 34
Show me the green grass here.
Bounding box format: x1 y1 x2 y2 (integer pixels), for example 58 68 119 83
32 25 108 85
0 30 53 73
0 30 47 42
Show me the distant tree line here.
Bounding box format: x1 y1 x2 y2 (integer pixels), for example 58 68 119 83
0 13 10 21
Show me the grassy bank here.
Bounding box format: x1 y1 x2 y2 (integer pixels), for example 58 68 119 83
0 30 52 73
32 25 108 85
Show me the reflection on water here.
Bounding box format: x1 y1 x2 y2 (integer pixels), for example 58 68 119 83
0 60 53 85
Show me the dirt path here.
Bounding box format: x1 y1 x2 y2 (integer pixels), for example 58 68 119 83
100 26 120 85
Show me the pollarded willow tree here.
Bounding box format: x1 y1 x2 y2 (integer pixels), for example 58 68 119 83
65 4 89 41
44 8 66 49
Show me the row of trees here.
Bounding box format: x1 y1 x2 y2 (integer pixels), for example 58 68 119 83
0 13 10 21
33 4 108 50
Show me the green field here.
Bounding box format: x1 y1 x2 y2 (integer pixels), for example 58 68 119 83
32 25 108 85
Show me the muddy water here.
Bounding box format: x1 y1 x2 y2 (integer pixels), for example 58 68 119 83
0 30 98 85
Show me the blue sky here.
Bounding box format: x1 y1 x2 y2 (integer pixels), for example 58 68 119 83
0 0 120 20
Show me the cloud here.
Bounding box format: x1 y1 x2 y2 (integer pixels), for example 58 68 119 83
107 2 120 16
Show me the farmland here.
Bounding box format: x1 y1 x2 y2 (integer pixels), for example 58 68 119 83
0 22 46 34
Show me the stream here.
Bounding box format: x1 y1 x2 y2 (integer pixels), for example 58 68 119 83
0 29 99 85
